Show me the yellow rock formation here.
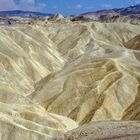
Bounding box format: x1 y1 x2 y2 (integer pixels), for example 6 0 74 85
0 21 140 139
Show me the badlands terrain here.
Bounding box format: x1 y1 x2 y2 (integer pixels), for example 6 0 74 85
0 11 140 140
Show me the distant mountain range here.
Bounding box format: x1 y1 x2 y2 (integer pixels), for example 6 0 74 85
0 10 53 18
0 4 139 19
114 4 140 15
81 4 140 20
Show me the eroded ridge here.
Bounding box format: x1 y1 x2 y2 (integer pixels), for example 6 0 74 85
0 21 140 139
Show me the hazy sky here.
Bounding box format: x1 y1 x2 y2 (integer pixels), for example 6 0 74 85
0 0 140 15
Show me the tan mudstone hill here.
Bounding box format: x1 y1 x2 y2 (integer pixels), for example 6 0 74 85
0 21 140 139
31 22 140 124
124 34 140 50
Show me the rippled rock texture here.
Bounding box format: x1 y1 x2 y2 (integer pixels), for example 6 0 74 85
0 21 140 139
64 121 140 140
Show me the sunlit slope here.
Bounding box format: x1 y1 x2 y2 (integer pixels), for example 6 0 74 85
0 21 140 139
31 22 140 124
0 25 65 94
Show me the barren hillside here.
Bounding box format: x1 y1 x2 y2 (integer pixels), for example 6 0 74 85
0 20 140 139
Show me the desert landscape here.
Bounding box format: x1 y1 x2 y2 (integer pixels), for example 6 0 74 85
0 3 140 140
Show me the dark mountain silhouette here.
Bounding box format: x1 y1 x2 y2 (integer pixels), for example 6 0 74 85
0 10 53 18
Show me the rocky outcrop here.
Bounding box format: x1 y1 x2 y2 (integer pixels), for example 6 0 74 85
64 121 140 140
48 13 65 21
